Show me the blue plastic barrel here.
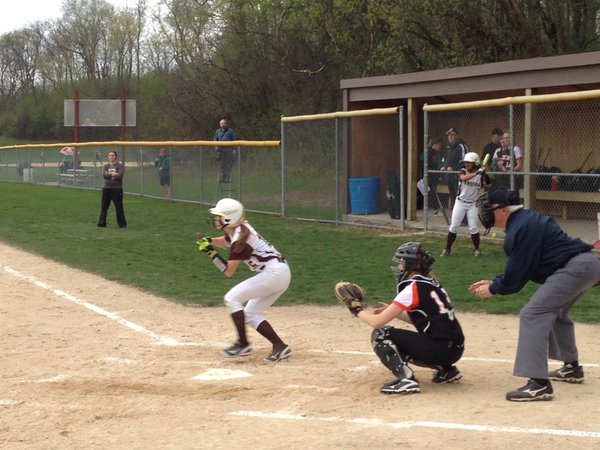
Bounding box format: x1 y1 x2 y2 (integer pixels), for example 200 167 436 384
349 176 380 215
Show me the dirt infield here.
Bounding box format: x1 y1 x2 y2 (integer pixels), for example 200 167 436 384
1 241 600 449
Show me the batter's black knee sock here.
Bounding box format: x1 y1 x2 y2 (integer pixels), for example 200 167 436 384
256 320 285 348
471 232 480 250
231 310 248 345
445 232 457 251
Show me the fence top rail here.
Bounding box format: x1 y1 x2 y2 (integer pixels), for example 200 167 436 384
281 106 400 123
0 140 281 151
423 88 600 112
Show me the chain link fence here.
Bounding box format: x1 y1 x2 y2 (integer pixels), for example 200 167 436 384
0 141 282 215
3 96 598 243
424 92 600 243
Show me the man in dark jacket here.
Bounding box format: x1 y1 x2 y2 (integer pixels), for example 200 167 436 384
469 188 600 402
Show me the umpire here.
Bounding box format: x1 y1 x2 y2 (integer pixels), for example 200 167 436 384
469 188 600 402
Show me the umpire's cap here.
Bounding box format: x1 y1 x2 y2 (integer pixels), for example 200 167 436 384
488 188 520 207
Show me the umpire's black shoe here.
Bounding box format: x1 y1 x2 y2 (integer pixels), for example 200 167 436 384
432 366 462 384
506 379 554 402
380 377 421 395
549 363 585 383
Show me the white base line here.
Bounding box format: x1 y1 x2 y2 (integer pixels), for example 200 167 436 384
2 265 200 347
5 264 599 368
230 411 600 439
309 351 600 368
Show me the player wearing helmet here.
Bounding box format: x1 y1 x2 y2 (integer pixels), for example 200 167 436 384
198 198 292 362
441 152 491 257
352 242 465 394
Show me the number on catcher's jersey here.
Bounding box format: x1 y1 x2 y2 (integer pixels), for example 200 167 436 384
430 287 455 321
394 275 462 342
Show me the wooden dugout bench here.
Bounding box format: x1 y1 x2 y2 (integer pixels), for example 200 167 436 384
534 190 599 220
433 184 598 220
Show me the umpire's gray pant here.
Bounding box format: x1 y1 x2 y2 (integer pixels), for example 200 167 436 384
514 251 600 379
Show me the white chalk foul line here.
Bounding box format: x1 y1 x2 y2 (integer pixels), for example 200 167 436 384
230 410 600 439
309 350 600 368
2 265 200 347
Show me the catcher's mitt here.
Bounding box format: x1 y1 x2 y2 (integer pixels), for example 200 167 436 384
334 281 365 317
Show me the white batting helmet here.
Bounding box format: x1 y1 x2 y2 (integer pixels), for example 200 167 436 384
210 198 245 227
463 152 480 164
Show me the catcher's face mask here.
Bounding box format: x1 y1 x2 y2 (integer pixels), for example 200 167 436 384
477 188 520 235
477 191 497 235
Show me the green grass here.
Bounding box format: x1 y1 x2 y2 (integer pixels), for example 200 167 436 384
1 182 599 322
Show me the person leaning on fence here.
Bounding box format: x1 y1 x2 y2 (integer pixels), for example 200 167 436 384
97 151 127 229
469 188 600 402
154 148 172 199
214 118 236 183
493 132 524 189
481 128 503 168
423 138 444 209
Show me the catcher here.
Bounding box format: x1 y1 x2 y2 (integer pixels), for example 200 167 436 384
335 242 464 394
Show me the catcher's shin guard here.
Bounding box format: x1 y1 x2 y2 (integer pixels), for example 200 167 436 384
371 327 413 380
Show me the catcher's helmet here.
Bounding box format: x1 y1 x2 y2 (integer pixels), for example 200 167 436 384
462 152 480 164
210 198 245 227
391 242 435 282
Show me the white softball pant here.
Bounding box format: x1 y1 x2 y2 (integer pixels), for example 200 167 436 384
449 199 479 234
224 260 291 329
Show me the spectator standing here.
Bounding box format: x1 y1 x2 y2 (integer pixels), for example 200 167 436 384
97 151 127 228
154 148 172 198
441 128 469 204
422 138 444 209
481 128 503 167
493 132 524 189
214 118 236 182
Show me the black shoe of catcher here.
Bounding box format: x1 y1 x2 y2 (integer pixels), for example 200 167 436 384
506 379 554 402
548 363 584 383
380 377 421 394
432 366 462 384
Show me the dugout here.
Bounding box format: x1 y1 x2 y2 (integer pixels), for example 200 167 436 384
340 51 600 221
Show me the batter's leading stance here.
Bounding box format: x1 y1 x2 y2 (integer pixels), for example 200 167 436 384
441 152 491 257
469 188 600 401
351 242 464 394
197 198 292 362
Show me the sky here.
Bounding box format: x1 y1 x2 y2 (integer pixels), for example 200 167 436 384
0 0 150 35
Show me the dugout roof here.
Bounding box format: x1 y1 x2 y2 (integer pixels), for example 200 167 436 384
339 51 600 221
341 51 600 103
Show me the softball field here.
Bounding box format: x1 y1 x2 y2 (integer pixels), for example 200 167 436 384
1 241 599 449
